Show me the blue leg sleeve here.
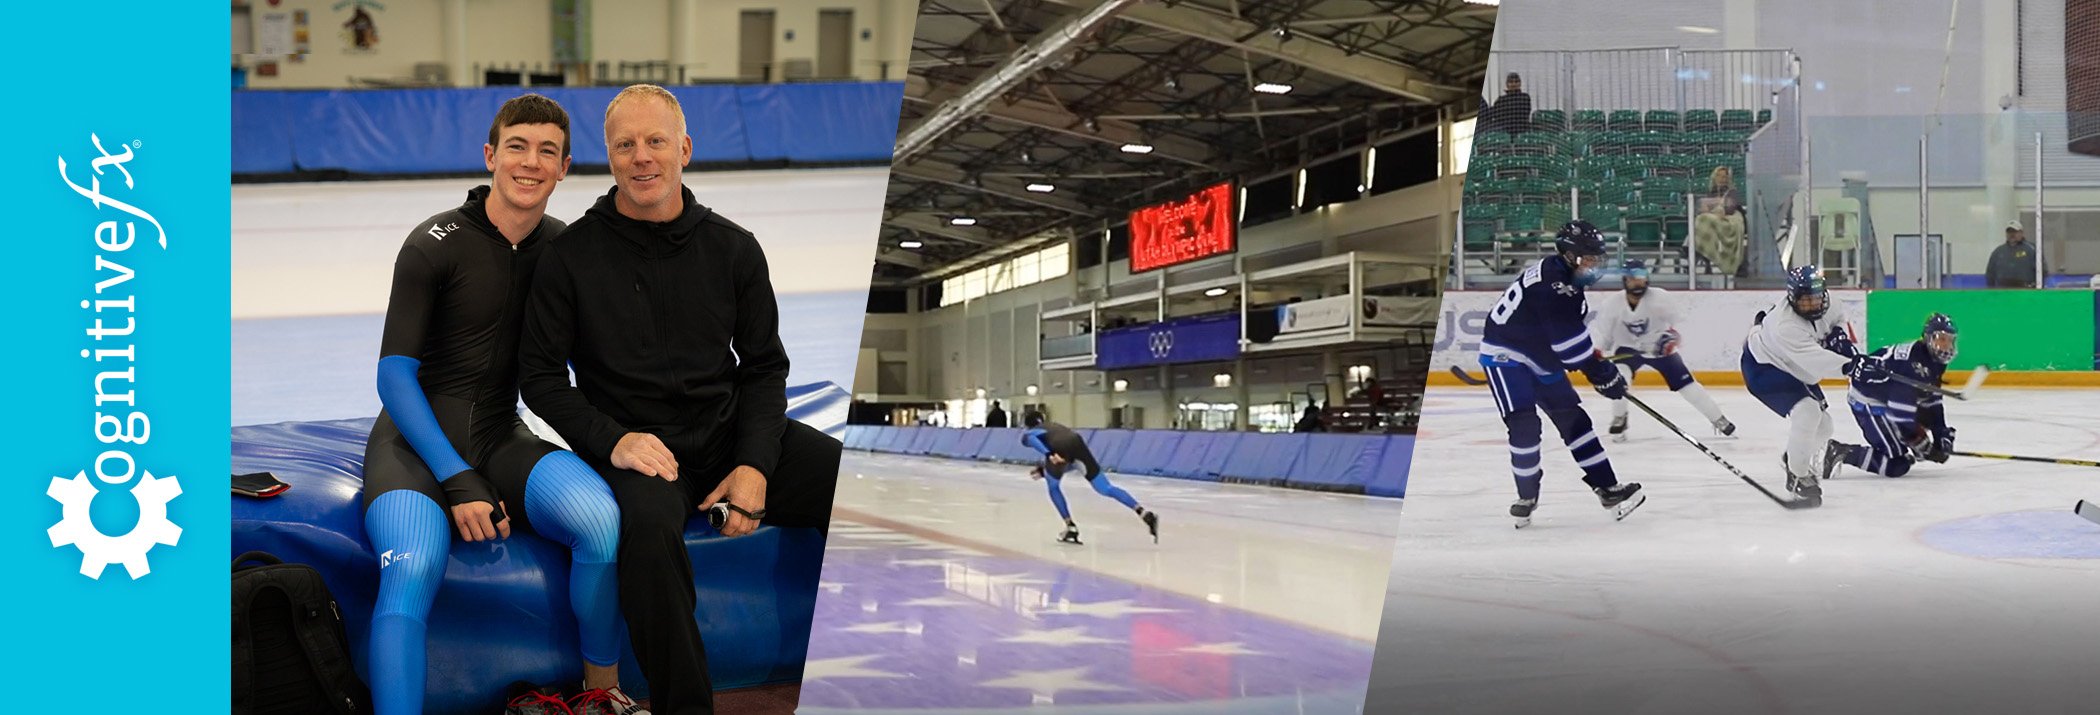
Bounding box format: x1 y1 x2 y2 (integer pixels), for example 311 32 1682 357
376 355 471 480
1088 472 1141 509
522 451 623 667
365 490 451 715
1046 474 1072 520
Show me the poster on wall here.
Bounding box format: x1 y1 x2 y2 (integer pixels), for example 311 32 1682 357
339 0 382 53
255 12 294 56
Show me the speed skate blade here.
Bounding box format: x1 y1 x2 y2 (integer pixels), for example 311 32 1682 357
1610 492 1647 521
2077 500 2100 527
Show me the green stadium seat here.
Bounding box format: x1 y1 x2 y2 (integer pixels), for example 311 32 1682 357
1683 109 1719 131
1644 110 1679 132
1530 109 1567 131
1573 110 1607 131
1608 110 1644 131
1757 109 1773 126
1720 109 1755 130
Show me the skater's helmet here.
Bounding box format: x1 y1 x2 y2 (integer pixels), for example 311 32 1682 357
1622 258 1650 296
1922 312 1958 363
1022 411 1045 429
1554 220 1608 287
1784 265 1828 320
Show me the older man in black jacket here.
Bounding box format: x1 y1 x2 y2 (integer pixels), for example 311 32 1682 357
520 84 841 715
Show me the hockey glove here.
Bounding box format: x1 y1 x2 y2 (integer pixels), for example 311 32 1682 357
1582 359 1629 400
441 468 509 524
1849 355 1891 382
1926 426 1955 463
1821 325 1859 360
1656 329 1681 357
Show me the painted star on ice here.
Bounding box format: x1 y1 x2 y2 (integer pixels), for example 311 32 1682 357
978 666 1127 696
998 626 1120 646
802 654 910 681
1040 599 1182 619
1174 641 1267 656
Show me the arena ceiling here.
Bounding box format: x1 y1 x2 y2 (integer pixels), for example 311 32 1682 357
876 0 1498 286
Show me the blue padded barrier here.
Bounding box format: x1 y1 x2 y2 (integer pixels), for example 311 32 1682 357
233 82 902 175
978 428 1034 463
866 426 896 452
232 421 824 715
924 428 964 458
947 429 992 459
842 426 870 451
906 428 941 455
736 83 906 163
1366 435 1414 498
879 426 914 453
1086 429 1136 471
231 90 298 173
1284 435 1390 492
1158 431 1219 480
1115 430 1185 476
1221 433 1309 483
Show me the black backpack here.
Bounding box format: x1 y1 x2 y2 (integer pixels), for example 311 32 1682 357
233 551 371 714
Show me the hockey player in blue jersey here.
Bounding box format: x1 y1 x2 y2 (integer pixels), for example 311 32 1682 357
1479 220 1644 527
1741 265 1859 507
1021 412 1160 544
1826 313 1959 478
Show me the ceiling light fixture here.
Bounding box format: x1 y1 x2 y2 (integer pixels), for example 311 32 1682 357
1026 183 1056 193
950 216 978 226
899 240 924 249
1119 143 1154 154
1253 82 1293 95
1204 287 1228 297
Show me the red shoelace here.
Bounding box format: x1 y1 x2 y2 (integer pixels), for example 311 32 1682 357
508 690 573 714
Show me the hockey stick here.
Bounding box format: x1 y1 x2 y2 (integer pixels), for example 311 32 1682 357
1950 450 2100 469
2077 500 2100 527
1621 392 1819 510
1882 365 1990 401
1449 353 1643 386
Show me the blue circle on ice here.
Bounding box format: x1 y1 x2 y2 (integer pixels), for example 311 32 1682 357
1917 510 2100 559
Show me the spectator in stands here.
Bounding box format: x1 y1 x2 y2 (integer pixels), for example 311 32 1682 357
1986 220 2039 288
1293 404 1326 433
986 401 1009 428
1694 166 1746 275
1480 72 1533 134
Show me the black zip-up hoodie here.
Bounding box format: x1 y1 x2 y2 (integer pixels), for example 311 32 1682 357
519 185 790 476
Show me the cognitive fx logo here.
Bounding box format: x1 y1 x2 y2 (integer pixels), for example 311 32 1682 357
47 134 182 580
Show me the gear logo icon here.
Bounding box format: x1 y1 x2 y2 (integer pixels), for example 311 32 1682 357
47 471 182 580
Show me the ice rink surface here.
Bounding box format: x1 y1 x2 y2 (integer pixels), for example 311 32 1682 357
799 451 1408 714
230 170 878 425
1367 383 2100 715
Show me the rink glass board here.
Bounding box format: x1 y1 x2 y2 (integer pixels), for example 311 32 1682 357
1866 290 2094 371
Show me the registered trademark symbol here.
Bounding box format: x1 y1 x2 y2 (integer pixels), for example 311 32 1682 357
132 140 142 148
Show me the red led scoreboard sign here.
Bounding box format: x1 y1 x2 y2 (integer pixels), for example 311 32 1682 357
1129 181 1236 273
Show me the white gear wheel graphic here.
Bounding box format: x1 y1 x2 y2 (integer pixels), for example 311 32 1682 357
47 470 183 580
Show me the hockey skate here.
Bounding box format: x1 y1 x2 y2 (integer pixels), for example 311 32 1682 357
1140 510 1159 543
1712 417 1737 438
1593 483 1645 521
1822 440 1851 480
1787 467 1824 507
1609 413 1629 443
1057 524 1083 545
1510 498 1538 529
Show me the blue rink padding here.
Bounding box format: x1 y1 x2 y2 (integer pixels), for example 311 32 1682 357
1086 429 1137 471
1115 430 1186 476
1221 433 1310 484
231 384 849 715
946 429 991 459
1367 435 1414 498
1284 434 1391 492
233 83 902 175
925 428 965 458
906 428 941 455
842 425 1410 496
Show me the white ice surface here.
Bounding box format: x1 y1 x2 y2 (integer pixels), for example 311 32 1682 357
1368 384 2100 715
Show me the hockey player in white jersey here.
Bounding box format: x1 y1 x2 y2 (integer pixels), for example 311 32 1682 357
1592 259 1736 442
1739 265 1860 507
